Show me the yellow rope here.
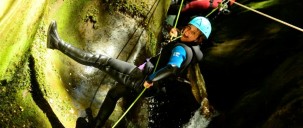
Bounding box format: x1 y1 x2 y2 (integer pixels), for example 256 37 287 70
112 87 147 128
233 1 303 32
174 0 185 28
205 7 219 18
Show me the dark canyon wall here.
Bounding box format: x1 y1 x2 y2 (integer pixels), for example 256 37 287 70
203 0 303 127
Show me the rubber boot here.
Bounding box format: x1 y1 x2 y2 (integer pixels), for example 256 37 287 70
47 21 145 89
85 108 94 126
47 21 110 67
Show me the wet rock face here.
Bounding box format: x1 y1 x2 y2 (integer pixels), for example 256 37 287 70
47 0 170 127
201 0 303 127
61 3 151 127
51 0 303 127
2 0 303 127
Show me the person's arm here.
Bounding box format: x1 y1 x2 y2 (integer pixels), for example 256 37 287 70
168 27 181 42
146 46 186 84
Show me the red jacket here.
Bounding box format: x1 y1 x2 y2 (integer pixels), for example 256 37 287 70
182 0 235 12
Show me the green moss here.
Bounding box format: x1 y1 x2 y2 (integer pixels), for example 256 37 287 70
0 0 47 82
0 54 51 128
32 12 79 128
1 0 172 127
0 1 50 125
50 0 88 46
146 31 158 56
83 7 100 29
103 0 149 18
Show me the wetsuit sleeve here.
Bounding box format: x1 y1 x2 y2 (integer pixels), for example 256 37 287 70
167 46 186 68
147 46 186 82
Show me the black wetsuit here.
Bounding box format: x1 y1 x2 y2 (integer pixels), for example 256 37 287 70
56 41 202 127
48 21 202 128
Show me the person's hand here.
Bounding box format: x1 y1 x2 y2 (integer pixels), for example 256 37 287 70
169 28 178 37
169 28 178 42
143 81 153 88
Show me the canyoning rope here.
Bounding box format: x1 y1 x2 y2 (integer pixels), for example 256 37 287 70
206 0 303 32
112 0 185 127
114 1 303 127
88 0 161 110
232 1 303 32
152 0 184 81
113 1 162 127
112 76 148 128
174 0 185 28
125 0 161 61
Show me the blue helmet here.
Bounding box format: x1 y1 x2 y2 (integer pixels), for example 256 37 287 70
188 16 212 39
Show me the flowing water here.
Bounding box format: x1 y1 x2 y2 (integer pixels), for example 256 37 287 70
184 108 212 128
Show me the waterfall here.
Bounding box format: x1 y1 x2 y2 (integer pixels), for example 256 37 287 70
183 107 218 128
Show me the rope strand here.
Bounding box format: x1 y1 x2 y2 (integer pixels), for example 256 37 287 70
174 0 185 28
233 1 303 32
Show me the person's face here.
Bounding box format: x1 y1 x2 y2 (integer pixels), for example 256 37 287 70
180 25 203 43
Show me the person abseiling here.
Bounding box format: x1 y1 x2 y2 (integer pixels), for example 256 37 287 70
47 16 211 127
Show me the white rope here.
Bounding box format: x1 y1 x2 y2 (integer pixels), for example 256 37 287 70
233 1 303 32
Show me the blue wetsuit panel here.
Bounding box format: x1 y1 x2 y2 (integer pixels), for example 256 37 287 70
168 46 186 68
147 46 186 81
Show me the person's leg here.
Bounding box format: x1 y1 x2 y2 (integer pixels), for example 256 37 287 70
47 21 145 89
93 84 133 127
